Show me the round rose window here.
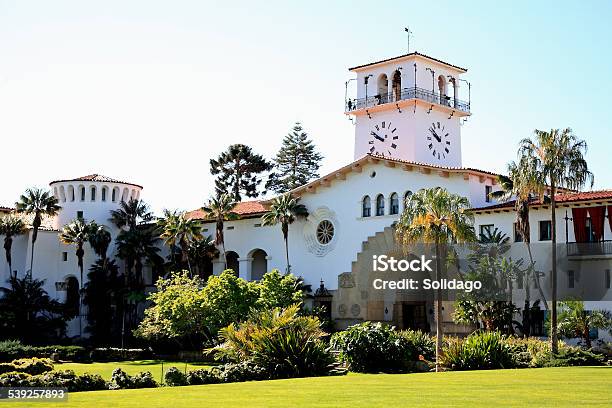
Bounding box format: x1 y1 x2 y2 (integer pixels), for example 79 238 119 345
316 220 335 245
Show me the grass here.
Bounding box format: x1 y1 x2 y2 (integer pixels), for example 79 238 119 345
53 360 211 382
11 366 611 407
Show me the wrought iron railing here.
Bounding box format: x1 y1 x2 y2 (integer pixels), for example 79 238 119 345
345 87 470 113
567 240 612 256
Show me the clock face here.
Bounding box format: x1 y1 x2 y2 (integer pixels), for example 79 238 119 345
427 121 451 161
368 121 398 157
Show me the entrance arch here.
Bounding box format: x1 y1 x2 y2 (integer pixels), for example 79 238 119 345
250 249 268 281
226 251 239 275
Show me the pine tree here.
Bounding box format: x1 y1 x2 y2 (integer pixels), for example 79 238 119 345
210 144 273 201
268 123 323 193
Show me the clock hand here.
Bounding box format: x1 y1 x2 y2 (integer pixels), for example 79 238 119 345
429 129 442 143
371 131 385 142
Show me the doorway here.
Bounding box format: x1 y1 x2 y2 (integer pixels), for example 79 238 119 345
401 302 429 332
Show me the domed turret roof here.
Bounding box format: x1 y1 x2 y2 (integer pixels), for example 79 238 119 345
50 174 143 189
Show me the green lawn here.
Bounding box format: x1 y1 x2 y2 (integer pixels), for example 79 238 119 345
53 360 211 382
10 366 611 407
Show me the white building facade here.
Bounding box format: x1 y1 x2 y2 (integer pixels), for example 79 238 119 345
1 52 610 340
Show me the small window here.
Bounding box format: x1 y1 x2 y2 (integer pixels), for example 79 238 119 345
254 223 261 227
539 220 552 241
77 211 84 219
605 270 610 289
568 270 575 289
80 187 86 202
203 228 209 232
111 189 117 202
390 193 399 215
316 220 335 245
479 224 494 238
376 194 385 216
62 252 68 262
514 223 523 242
90 186 96 201
101 188 107 202
362 196 371 217
227 226 235 230
485 185 493 203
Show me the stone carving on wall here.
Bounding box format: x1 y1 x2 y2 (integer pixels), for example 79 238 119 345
350 303 361 317
338 272 355 288
303 206 339 257
338 304 347 317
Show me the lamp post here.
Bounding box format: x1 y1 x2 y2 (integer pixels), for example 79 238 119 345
345 78 356 110
364 74 373 108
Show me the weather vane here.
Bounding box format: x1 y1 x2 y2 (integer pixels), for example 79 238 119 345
404 27 413 53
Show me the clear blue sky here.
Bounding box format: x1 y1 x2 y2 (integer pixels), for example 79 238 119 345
1 0 611 213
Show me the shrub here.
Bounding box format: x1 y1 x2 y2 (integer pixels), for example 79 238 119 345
74 373 107 391
399 329 436 361
212 304 334 379
0 341 87 362
109 368 134 389
10 358 54 375
441 331 515 370
132 371 157 388
215 362 270 383
331 322 418 373
0 363 16 375
90 348 152 362
164 367 188 386
535 347 605 367
0 372 32 387
186 368 221 385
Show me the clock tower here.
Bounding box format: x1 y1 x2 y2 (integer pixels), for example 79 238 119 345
346 52 471 167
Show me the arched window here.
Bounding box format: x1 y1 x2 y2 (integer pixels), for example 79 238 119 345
121 188 129 202
390 193 399 215
226 251 239 276
79 186 86 202
112 187 119 202
250 249 268 281
362 196 371 217
438 75 448 106
377 74 388 104
376 194 385 216
101 186 108 202
59 186 66 202
404 190 413 207
392 70 402 101
68 186 75 202
90 186 96 201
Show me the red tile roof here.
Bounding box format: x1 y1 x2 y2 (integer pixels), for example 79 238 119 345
187 200 269 220
0 206 13 213
349 51 467 72
49 174 143 189
471 190 612 212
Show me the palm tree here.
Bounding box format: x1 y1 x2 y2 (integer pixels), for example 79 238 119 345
557 300 612 348
493 159 549 336
187 235 219 279
0 214 27 279
157 210 202 274
395 187 476 372
88 221 112 263
59 218 92 337
110 198 153 231
201 194 238 269
261 194 308 273
518 128 593 352
14 188 61 276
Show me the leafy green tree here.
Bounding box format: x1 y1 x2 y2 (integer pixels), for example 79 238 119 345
0 214 27 279
557 300 612 348
257 269 304 310
186 235 219 280
135 270 258 346
268 122 323 193
210 144 273 201
395 187 476 371
157 210 202 274
518 128 594 352
201 194 238 269
14 188 61 276
0 276 68 344
88 221 112 263
261 194 308 273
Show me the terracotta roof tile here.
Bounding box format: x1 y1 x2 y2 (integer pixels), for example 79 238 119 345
50 174 143 189
187 200 269 220
472 190 612 212
0 206 13 213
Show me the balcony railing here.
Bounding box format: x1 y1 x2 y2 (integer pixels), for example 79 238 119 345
346 87 470 113
567 240 612 256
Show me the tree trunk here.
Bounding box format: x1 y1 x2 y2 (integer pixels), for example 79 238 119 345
435 239 443 372
283 223 290 273
550 178 559 353
77 246 84 339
